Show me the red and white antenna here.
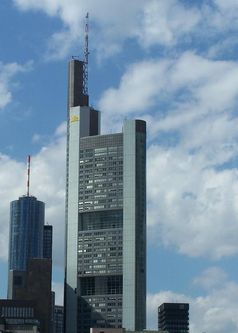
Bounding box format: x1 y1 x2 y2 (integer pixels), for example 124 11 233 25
83 12 89 96
26 155 31 196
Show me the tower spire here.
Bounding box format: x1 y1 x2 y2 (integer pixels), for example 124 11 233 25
26 155 31 196
83 12 89 96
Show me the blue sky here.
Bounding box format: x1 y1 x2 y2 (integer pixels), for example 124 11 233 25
1 0 238 331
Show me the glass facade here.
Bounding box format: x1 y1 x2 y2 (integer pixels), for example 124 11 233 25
9 196 45 271
43 225 53 259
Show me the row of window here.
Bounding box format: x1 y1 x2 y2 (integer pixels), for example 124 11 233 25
1 306 34 318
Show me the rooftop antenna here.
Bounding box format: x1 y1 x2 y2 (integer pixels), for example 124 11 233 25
83 12 89 96
26 155 31 196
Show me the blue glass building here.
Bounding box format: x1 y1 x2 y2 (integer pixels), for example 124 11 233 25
8 195 45 271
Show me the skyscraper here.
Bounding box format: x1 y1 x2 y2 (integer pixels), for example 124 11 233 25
64 59 146 333
158 303 189 333
8 157 53 311
8 195 45 272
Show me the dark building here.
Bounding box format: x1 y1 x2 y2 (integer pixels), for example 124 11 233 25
54 305 64 333
43 225 53 259
64 59 146 333
158 303 189 333
0 299 40 332
8 258 53 333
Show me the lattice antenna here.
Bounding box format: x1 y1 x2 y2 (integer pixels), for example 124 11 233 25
83 12 89 95
26 155 31 196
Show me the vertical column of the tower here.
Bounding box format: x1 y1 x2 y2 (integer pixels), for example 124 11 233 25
122 119 146 330
65 59 100 333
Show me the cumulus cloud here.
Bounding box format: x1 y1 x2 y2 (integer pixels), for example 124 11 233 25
193 266 228 290
11 0 238 60
148 267 238 332
100 52 238 133
0 123 66 265
147 276 238 333
3 51 238 264
0 61 32 111
147 290 190 329
13 0 144 59
98 52 238 259
136 0 201 47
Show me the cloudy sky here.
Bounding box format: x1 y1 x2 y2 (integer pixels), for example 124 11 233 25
1 0 238 331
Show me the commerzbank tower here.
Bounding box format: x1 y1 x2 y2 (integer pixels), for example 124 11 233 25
64 35 146 333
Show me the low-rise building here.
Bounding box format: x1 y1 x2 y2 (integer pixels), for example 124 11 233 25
0 299 39 332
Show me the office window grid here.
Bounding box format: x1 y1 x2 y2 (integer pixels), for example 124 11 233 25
77 134 124 333
78 229 122 276
78 295 122 330
1 306 34 318
78 135 123 212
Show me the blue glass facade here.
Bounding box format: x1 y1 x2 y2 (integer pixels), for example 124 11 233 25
9 196 45 271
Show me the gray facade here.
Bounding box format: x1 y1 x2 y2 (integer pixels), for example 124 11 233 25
65 59 146 333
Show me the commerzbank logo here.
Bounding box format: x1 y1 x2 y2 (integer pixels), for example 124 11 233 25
70 115 79 123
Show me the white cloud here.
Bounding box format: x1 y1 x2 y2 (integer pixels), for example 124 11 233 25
147 291 190 330
193 267 228 290
147 143 238 259
99 59 168 116
98 52 238 259
147 278 238 333
12 0 238 60
0 61 32 111
3 51 238 265
0 123 66 265
13 0 145 60
99 52 238 133
136 0 201 47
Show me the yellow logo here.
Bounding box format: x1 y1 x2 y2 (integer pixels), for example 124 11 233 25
71 115 79 123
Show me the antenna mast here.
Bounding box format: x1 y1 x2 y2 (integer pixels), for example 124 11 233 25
83 12 89 96
26 155 31 196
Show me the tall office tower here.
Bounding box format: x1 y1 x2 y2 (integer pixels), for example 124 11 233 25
158 303 189 333
64 59 146 333
9 195 45 272
8 158 53 302
43 225 53 259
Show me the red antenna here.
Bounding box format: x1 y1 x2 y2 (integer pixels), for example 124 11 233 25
83 12 89 95
27 155 31 196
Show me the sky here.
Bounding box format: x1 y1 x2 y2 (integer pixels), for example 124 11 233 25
1 0 238 331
